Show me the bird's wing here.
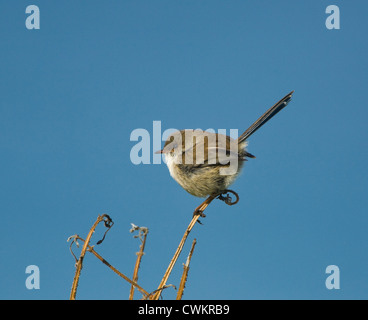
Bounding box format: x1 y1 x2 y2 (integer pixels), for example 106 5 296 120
181 132 245 167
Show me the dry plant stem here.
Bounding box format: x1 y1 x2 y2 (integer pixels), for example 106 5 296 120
72 236 150 298
176 238 197 300
193 195 216 215
145 284 176 300
85 241 150 298
69 214 109 300
152 195 215 300
129 232 148 300
151 215 198 300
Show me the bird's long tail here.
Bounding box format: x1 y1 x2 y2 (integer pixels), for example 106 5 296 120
238 91 294 143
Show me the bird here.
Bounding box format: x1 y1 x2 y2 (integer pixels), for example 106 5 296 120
156 91 294 216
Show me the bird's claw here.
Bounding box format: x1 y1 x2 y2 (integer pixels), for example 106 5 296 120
216 190 240 206
193 209 206 218
193 209 206 224
217 193 232 205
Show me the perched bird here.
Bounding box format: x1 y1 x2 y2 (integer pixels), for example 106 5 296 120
156 91 294 216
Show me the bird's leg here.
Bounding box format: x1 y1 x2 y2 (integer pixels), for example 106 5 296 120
192 190 239 224
193 195 216 220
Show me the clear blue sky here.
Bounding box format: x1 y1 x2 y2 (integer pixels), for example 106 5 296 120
1 1 368 300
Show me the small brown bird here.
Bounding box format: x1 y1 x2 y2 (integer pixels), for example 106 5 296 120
156 91 294 215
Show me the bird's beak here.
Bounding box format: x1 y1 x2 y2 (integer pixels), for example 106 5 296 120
155 148 171 154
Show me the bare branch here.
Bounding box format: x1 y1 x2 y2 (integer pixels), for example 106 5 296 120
129 224 149 300
69 214 113 300
176 238 197 300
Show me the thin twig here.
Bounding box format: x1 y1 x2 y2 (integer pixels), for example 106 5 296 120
67 235 80 263
129 224 149 300
151 214 200 300
69 214 112 300
151 194 217 300
144 284 176 300
152 190 238 300
83 239 150 298
176 238 197 300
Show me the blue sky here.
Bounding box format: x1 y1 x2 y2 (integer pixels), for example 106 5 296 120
1 1 368 300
